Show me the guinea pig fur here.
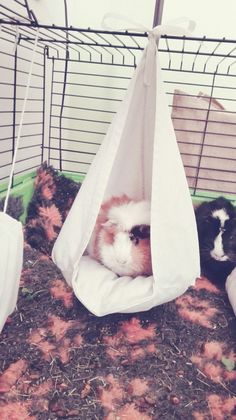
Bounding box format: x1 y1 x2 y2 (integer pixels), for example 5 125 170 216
88 195 152 277
195 196 236 285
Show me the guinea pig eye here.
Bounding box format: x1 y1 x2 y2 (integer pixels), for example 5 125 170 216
129 233 139 245
130 225 150 239
139 225 150 238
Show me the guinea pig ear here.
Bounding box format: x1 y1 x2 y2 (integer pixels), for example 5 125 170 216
195 201 210 217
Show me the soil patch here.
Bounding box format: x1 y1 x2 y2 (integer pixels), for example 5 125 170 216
0 245 236 419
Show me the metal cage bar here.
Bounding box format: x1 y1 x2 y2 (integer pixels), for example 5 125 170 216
0 0 236 199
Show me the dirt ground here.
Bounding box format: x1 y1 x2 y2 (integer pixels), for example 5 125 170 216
0 243 236 420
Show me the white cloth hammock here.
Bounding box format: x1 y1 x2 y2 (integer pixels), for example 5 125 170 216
52 19 200 316
0 29 39 332
226 270 236 316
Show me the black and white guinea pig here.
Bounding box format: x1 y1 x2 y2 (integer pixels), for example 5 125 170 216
195 196 236 285
88 195 152 277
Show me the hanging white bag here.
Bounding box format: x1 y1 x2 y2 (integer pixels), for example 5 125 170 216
0 213 23 332
225 269 236 316
0 29 39 333
52 18 200 316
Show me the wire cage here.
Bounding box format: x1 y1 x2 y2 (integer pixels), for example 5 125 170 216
0 0 236 208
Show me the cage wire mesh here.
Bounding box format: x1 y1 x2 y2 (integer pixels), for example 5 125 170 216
0 0 236 200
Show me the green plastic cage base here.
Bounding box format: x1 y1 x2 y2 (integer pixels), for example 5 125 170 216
0 171 235 224
0 172 35 223
191 190 236 207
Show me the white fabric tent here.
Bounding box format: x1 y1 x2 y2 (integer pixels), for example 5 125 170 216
52 25 200 316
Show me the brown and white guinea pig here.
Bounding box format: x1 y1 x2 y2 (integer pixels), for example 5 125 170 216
87 195 152 277
195 196 236 286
